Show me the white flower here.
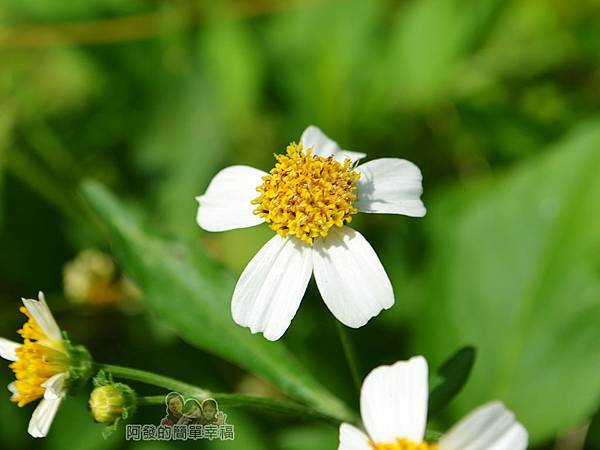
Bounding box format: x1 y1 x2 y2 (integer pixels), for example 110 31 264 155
339 356 528 450
196 126 426 340
0 292 71 438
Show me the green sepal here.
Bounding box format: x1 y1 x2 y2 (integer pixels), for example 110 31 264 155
114 383 137 420
92 370 114 387
101 417 120 439
62 332 93 395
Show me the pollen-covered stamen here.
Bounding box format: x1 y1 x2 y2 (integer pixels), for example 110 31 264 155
370 438 439 450
252 143 360 244
9 307 69 407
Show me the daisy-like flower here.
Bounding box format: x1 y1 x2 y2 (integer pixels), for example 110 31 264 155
0 292 91 438
339 356 528 450
196 126 425 340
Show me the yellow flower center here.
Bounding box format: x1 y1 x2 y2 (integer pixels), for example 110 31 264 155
9 307 69 406
252 143 360 244
370 438 439 450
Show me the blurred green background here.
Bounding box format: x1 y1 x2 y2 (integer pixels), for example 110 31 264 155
0 0 599 449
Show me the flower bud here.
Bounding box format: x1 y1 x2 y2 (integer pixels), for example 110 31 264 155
63 249 142 311
64 250 118 304
89 383 136 424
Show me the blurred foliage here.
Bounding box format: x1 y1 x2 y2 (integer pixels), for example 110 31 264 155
418 120 600 441
82 180 353 422
0 0 599 449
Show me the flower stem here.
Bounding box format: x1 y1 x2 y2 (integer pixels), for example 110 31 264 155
334 321 362 394
95 363 208 397
137 394 339 424
96 363 346 425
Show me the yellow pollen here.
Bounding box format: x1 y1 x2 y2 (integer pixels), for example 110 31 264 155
9 307 69 407
252 143 360 244
370 438 439 450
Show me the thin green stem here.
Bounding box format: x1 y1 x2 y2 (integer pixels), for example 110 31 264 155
334 321 361 393
96 363 344 425
137 394 338 425
95 363 208 397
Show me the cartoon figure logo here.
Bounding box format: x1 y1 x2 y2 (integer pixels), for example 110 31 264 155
160 393 228 427
177 398 202 425
160 392 184 426
126 392 234 441
199 398 227 426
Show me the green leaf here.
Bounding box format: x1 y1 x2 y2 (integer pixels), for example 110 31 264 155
265 0 386 130
200 18 263 126
81 180 354 423
584 404 600 450
377 0 505 109
418 120 600 443
428 346 476 417
277 425 339 450
135 73 226 241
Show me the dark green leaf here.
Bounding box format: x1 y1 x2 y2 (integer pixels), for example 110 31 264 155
428 346 476 417
584 404 600 450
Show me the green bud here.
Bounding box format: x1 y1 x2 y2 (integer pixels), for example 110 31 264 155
89 383 136 424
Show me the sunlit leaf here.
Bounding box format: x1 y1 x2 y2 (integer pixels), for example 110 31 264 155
418 120 600 443
378 0 505 109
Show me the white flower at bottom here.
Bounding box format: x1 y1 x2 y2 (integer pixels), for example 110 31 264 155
196 126 426 340
0 292 91 438
339 356 528 450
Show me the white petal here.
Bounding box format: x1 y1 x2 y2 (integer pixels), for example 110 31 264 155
360 356 428 443
486 423 528 450
356 158 426 217
232 235 312 341
28 395 64 438
21 292 62 341
41 372 67 400
439 401 528 450
301 125 339 156
8 382 19 402
0 338 20 361
338 423 371 450
300 126 366 163
196 165 267 232
312 227 393 328
337 149 367 163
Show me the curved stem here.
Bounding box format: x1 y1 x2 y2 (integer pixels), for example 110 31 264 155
95 363 209 397
137 394 339 425
96 363 346 425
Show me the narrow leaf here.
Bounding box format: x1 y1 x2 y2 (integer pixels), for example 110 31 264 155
428 346 476 416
